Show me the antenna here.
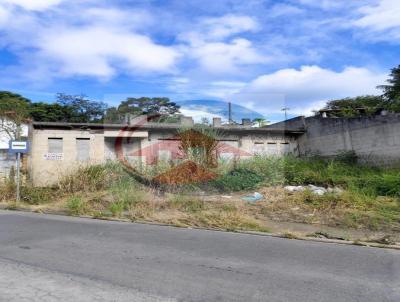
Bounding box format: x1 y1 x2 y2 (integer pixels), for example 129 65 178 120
281 107 290 120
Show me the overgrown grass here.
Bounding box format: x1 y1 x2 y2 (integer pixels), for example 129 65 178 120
66 196 86 215
0 180 55 204
167 195 205 213
210 154 400 198
0 180 15 202
58 162 129 193
2 156 399 232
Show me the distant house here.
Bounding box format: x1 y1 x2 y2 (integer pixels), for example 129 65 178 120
0 119 28 180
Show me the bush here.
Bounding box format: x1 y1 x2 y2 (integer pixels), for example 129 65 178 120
66 196 86 215
21 186 55 205
109 201 125 217
211 168 264 192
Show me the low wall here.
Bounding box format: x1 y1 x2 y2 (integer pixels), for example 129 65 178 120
0 150 14 181
297 114 400 166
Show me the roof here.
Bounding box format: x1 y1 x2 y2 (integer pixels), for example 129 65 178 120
32 121 305 135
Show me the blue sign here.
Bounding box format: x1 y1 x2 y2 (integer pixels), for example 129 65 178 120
9 141 29 154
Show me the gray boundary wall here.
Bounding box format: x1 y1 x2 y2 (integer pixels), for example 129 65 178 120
0 150 15 180
296 114 400 166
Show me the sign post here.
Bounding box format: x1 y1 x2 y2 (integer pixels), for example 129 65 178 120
9 141 29 204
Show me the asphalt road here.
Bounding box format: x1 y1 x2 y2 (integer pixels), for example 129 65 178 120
0 210 398 302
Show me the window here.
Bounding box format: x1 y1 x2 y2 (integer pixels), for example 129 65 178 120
266 142 278 155
253 142 264 154
48 138 63 153
281 142 290 154
76 138 90 161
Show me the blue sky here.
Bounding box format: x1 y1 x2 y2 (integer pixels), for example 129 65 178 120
0 0 399 122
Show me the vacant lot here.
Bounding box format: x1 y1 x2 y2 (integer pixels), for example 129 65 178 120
1 156 399 240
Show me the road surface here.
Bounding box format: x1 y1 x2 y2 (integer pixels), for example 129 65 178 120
0 210 398 301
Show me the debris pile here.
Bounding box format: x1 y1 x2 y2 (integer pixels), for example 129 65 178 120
284 185 343 196
153 161 217 185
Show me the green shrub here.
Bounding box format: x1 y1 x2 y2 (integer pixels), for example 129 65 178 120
211 168 264 192
109 201 125 217
238 155 285 185
21 186 54 205
66 196 86 215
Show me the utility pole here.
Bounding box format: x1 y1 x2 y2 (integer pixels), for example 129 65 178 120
281 107 290 120
9 140 29 206
16 152 21 203
228 102 232 124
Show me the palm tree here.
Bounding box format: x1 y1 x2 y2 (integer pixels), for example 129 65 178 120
253 118 268 127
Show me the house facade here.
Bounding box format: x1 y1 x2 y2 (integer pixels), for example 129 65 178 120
30 116 303 186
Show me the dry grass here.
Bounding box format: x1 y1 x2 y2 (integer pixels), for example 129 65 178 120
0 180 15 202
255 187 400 231
2 159 399 234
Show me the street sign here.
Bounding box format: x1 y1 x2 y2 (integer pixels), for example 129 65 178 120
9 141 29 154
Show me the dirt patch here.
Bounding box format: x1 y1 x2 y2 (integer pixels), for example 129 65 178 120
153 161 217 185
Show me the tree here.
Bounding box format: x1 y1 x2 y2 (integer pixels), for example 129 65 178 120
253 118 268 127
377 65 400 112
178 125 221 167
105 97 180 123
321 95 384 117
0 91 31 140
378 65 400 101
29 102 73 122
56 93 107 123
201 117 210 125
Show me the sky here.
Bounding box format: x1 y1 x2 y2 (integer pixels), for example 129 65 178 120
0 0 399 122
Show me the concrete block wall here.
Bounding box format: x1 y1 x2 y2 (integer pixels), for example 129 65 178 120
31 129 105 186
29 125 300 186
297 114 400 166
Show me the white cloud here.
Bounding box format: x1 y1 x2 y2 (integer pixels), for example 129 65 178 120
352 0 400 42
354 0 400 32
84 7 153 30
269 3 304 17
189 38 267 73
38 26 179 78
201 14 259 40
1 0 63 11
179 14 267 73
0 3 180 80
225 65 387 116
0 5 9 24
297 0 346 10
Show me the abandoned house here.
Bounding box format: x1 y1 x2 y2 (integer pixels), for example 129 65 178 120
29 116 303 186
2 111 400 186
